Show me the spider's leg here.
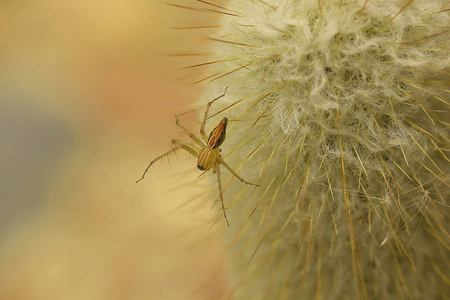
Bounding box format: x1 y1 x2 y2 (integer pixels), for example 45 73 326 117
200 86 228 142
216 162 230 226
136 140 199 183
171 139 201 158
219 157 259 187
175 115 205 148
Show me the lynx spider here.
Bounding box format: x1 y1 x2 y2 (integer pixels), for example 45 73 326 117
137 87 258 226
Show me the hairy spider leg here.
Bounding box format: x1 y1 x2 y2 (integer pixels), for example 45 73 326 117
219 157 259 187
175 115 205 148
215 161 230 226
200 86 229 142
136 140 200 183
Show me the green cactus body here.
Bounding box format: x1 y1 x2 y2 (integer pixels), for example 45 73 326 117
188 0 449 299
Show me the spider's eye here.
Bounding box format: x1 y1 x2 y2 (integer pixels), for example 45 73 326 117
207 118 228 149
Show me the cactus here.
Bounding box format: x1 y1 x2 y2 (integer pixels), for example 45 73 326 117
183 0 449 299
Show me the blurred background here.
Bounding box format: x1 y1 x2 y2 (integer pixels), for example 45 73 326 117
0 1 227 299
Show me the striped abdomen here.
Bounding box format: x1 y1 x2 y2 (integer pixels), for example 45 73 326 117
207 118 227 149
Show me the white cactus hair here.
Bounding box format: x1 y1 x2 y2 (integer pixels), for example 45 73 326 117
177 0 449 299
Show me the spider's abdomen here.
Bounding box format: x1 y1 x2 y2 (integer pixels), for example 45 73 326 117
207 118 227 149
197 148 218 171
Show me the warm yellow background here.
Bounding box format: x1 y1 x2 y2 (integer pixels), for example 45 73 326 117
0 1 227 299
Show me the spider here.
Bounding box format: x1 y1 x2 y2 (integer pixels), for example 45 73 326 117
136 87 259 226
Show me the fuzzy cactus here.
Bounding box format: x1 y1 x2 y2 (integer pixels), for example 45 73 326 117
182 0 449 299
